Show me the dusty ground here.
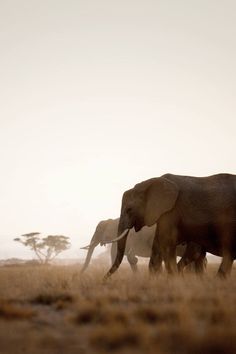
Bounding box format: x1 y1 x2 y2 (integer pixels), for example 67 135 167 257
0 263 236 354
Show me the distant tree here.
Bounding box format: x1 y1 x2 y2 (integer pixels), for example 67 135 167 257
14 232 71 264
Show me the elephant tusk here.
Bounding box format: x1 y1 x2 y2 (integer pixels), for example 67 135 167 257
80 245 90 250
80 240 97 250
105 229 129 244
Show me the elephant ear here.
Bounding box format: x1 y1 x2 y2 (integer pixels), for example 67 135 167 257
144 177 179 226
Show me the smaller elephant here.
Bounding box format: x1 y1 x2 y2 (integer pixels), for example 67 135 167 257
80 218 206 273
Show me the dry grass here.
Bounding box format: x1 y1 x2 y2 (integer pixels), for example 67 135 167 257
0 301 35 320
0 263 236 353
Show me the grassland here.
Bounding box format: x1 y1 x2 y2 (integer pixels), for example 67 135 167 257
0 263 236 354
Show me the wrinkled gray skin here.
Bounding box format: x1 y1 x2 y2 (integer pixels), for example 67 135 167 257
81 218 205 273
105 173 236 279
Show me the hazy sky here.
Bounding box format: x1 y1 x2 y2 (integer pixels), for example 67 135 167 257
0 0 235 259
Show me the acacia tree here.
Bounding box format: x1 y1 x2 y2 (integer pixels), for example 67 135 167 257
14 232 71 264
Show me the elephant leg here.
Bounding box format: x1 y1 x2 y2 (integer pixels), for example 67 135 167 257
193 250 207 274
178 243 206 275
163 246 177 274
149 229 163 274
127 252 138 273
149 253 163 274
159 227 178 275
217 252 234 278
177 255 190 273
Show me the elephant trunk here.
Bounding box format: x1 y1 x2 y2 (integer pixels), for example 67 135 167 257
118 215 132 235
104 229 129 280
80 241 98 273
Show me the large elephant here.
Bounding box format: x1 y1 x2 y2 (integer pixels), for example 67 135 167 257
105 173 236 279
81 218 206 273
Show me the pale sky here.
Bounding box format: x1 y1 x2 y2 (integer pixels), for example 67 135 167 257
0 0 235 259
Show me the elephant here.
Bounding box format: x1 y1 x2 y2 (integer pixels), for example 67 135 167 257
81 218 206 273
104 173 236 279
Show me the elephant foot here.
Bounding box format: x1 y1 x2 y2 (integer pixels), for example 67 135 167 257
177 262 185 274
165 261 178 275
216 269 228 279
149 264 163 276
131 264 138 273
217 254 233 279
194 266 205 276
127 254 138 273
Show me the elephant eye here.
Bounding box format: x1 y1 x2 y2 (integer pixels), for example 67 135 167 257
126 207 132 215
